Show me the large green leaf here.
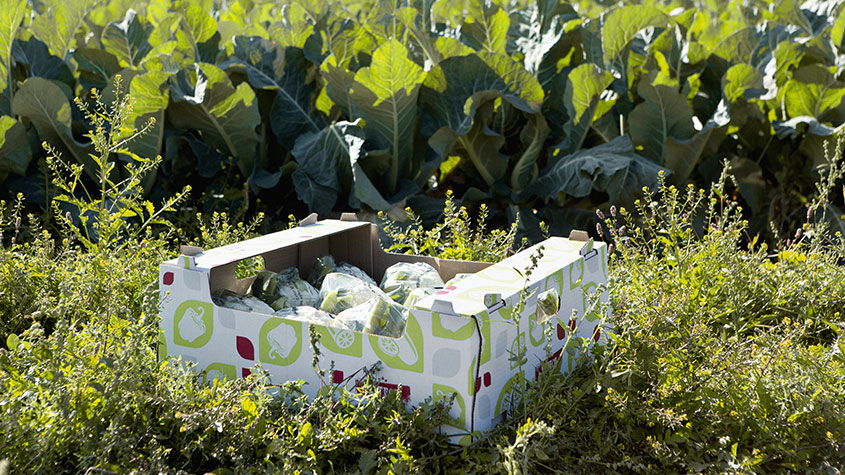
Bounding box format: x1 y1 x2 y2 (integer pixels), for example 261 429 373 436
421 53 544 188
0 0 26 115
291 120 387 214
628 69 697 164
663 100 730 185
533 135 669 204
349 39 426 194
723 63 765 103
101 9 153 68
73 48 122 90
462 7 510 54
421 53 543 136
510 114 551 192
0 115 30 179
556 63 614 154
169 63 260 177
222 36 323 150
602 5 669 66
12 77 94 176
12 38 74 86
121 71 170 160
174 4 218 64
784 65 845 119
31 0 100 59
428 101 507 187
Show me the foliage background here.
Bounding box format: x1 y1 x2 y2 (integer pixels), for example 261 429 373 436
0 0 844 238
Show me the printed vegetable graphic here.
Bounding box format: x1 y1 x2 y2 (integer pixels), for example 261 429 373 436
259 318 303 366
173 300 214 348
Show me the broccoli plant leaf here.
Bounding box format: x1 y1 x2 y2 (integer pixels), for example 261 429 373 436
533 135 669 204
349 39 426 195
784 64 845 119
101 9 153 68
628 68 697 164
169 63 260 178
291 120 387 214
73 48 122 90
31 0 100 59
222 36 323 150
12 38 74 86
602 5 669 66
0 115 30 180
0 0 27 115
12 77 94 177
556 63 614 154
120 71 170 160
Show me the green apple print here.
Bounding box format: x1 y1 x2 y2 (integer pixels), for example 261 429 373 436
173 300 214 348
495 373 523 417
204 362 236 383
433 383 467 427
259 318 303 366
369 313 424 373
569 258 584 290
314 325 362 357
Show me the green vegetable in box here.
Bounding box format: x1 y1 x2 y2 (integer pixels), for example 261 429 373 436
537 288 560 319
273 306 346 328
309 255 376 287
251 268 320 310
319 273 385 314
380 262 444 303
212 290 276 314
402 287 434 309
335 295 408 337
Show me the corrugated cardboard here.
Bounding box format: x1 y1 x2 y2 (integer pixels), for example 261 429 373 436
159 217 608 443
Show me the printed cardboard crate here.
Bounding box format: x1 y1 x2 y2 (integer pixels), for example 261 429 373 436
159 215 608 443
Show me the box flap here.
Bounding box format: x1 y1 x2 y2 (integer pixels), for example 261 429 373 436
415 237 602 316
191 220 369 270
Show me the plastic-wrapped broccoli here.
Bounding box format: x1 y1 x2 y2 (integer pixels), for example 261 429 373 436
309 255 376 287
212 290 276 314
444 273 473 287
319 273 385 314
251 268 320 310
273 306 346 328
380 262 444 303
335 295 408 337
402 287 434 309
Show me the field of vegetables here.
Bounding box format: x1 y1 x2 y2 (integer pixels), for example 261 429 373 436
1 0 845 473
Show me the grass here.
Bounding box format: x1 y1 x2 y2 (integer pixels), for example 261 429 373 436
1 78 844 474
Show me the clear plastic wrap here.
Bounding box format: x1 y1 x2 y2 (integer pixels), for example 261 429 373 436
212 290 276 314
251 268 320 310
309 255 376 287
335 295 408 337
273 306 346 328
319 273 386 314
402 287 435 309
379 262 444 303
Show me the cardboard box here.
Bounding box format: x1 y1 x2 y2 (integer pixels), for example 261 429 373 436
159 215 608 444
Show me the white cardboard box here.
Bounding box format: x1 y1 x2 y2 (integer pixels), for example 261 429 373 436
159 215 608 444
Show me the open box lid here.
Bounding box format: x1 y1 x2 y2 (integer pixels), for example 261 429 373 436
414 235 603 317
177 218 370 271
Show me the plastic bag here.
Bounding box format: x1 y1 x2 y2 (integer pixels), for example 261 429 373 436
319 273 385 314
335 295 408 337
380 262 444 303
251 268 320 310
309 255 376 287
537 288 560 319
212 290 276 314
402 287 435 309
273 306 345 328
